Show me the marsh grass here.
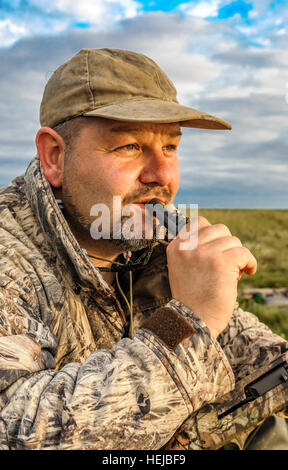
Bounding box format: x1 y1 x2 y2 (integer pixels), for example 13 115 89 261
195 209 288 339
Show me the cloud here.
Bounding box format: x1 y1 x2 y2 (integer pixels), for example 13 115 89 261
28 0 141 22
0 11 287 207
0 17 28 47
176 0 288 50
0 0 142 47
178 0 223 18
178 0 254 21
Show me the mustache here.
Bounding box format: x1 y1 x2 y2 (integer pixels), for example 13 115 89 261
122 185 172 206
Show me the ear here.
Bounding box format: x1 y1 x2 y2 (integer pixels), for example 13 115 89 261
36 127 66 188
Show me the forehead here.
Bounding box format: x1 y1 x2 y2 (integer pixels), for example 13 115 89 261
85 118 182 137
111 122 182 137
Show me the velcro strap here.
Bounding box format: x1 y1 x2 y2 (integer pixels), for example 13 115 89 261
140 307 195 351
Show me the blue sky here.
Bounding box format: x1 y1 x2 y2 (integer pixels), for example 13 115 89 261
0 0 287 207
0 0 286 47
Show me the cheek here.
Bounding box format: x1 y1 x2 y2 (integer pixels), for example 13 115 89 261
170 158 180 193
86 159 138 202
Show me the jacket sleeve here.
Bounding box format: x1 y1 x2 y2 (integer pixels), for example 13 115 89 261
0 263 235 450
165 303 288 450
217 303 287 380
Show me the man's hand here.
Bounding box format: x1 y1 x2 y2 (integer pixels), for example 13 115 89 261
166 217 257 339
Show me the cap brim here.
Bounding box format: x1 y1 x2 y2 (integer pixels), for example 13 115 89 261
83 98 232 130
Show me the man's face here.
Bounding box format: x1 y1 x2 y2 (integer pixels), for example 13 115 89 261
61 118 181 250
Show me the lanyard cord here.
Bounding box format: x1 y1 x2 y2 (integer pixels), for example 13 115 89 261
85 239 167 339
86 251 135 338
115 270 134 338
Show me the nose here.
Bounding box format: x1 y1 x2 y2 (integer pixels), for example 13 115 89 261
139 149 172 187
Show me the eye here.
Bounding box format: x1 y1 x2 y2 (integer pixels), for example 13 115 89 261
164 145 175 150
123 144 137 150
163 144 177 153
115 143 140 153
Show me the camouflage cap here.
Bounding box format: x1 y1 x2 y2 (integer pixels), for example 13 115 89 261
40 48 232 131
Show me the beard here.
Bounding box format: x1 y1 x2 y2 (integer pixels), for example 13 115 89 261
61 168 171 252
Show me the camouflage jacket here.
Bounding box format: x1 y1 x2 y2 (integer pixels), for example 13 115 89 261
0 156 286 450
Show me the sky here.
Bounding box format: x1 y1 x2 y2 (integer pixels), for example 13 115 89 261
0 0 287 208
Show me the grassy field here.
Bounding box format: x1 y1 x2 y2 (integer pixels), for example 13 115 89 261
197 209 288 339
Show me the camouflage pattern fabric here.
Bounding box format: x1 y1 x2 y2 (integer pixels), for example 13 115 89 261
0 155 287 449
165 349 288 450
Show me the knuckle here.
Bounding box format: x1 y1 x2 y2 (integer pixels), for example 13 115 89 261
214 223 231 235
231 235 242 246
241 245 252 256
198 216 210 226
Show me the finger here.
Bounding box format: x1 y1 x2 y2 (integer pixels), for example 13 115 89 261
204 235 242 251
176 216 210 242
198 216 211 230
237 270 243 281
198 223 232 245
223 246 257 275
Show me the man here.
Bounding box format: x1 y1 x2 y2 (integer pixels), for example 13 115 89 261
0 48 287 450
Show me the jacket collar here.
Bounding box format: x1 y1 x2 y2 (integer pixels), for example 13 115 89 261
24 156 111 293
23 156 171 312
